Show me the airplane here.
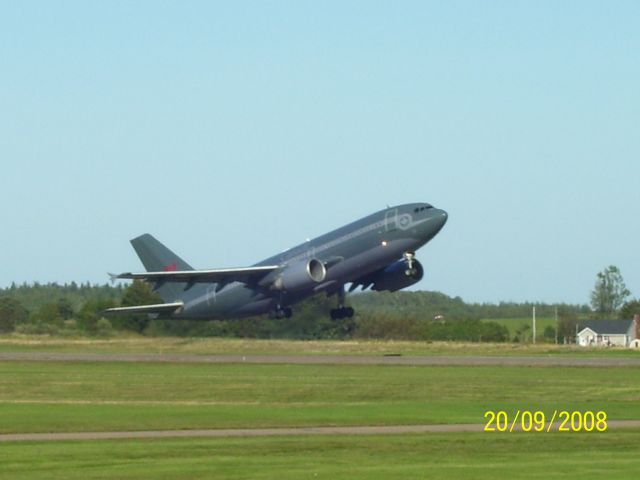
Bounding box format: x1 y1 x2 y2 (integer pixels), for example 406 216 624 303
106 203 447 320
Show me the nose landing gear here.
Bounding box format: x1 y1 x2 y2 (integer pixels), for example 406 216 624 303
403 251 417 276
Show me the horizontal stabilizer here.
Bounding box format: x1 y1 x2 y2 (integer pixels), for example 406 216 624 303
103 302 184 315
113 265 279 285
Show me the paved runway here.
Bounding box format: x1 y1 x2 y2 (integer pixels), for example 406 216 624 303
1 351 640 366
2 420 640 442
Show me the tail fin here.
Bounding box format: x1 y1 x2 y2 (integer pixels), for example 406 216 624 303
130 234 193 301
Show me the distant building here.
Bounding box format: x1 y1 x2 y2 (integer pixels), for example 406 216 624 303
577 318 638 347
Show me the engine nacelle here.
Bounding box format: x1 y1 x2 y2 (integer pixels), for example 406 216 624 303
272 258 327 292
371 259 424 292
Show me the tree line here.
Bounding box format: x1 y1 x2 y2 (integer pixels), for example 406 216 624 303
0 265 637 342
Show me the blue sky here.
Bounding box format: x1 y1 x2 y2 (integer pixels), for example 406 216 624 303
1 1 639 304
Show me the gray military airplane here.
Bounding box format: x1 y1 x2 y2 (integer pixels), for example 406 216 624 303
106 203 447 320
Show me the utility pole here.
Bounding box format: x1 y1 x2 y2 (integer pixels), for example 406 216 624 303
554 306 558 345
532 306 536 344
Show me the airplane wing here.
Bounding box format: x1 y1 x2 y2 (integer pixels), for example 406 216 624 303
111 265 280 285
103 302 184 315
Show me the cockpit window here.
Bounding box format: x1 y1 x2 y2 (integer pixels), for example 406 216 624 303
414 204 434 213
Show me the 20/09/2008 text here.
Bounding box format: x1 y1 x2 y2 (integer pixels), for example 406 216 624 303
484 410 607 432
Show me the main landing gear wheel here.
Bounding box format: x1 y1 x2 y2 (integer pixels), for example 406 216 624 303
330 285 354 320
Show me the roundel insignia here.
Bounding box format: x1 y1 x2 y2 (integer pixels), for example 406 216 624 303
397 214 412 230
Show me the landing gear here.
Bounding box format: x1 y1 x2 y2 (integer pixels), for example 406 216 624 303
269 306 292 319
330 285 355 320
403 251 417 276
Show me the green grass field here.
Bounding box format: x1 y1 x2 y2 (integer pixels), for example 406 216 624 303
1 360 640 433
2 338 640 478
3 432 640 479
1 334 638 356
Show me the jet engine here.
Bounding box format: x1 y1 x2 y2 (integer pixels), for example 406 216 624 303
370 259 424 292
272 258 327 292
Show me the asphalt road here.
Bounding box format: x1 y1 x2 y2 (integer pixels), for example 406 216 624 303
2 351 640 366
2 420 640 442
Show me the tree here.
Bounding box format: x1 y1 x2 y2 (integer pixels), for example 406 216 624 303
33 303 64 327
112 281 162 333
620 299 640 320
557 307 579 344
590 266 630 316
57 298 74 320
0 297 28 333
543 325 556 343
77 298 117 334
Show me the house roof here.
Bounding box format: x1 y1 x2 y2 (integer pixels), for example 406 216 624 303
577 319 634 335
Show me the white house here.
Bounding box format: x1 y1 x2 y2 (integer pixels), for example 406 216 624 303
577 319 637 347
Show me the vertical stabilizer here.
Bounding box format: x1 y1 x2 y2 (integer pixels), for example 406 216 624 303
130 234 193 301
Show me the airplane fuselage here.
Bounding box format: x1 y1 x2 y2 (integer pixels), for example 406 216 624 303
170 203 447 319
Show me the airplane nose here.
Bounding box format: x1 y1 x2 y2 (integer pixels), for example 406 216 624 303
434 209 448 230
